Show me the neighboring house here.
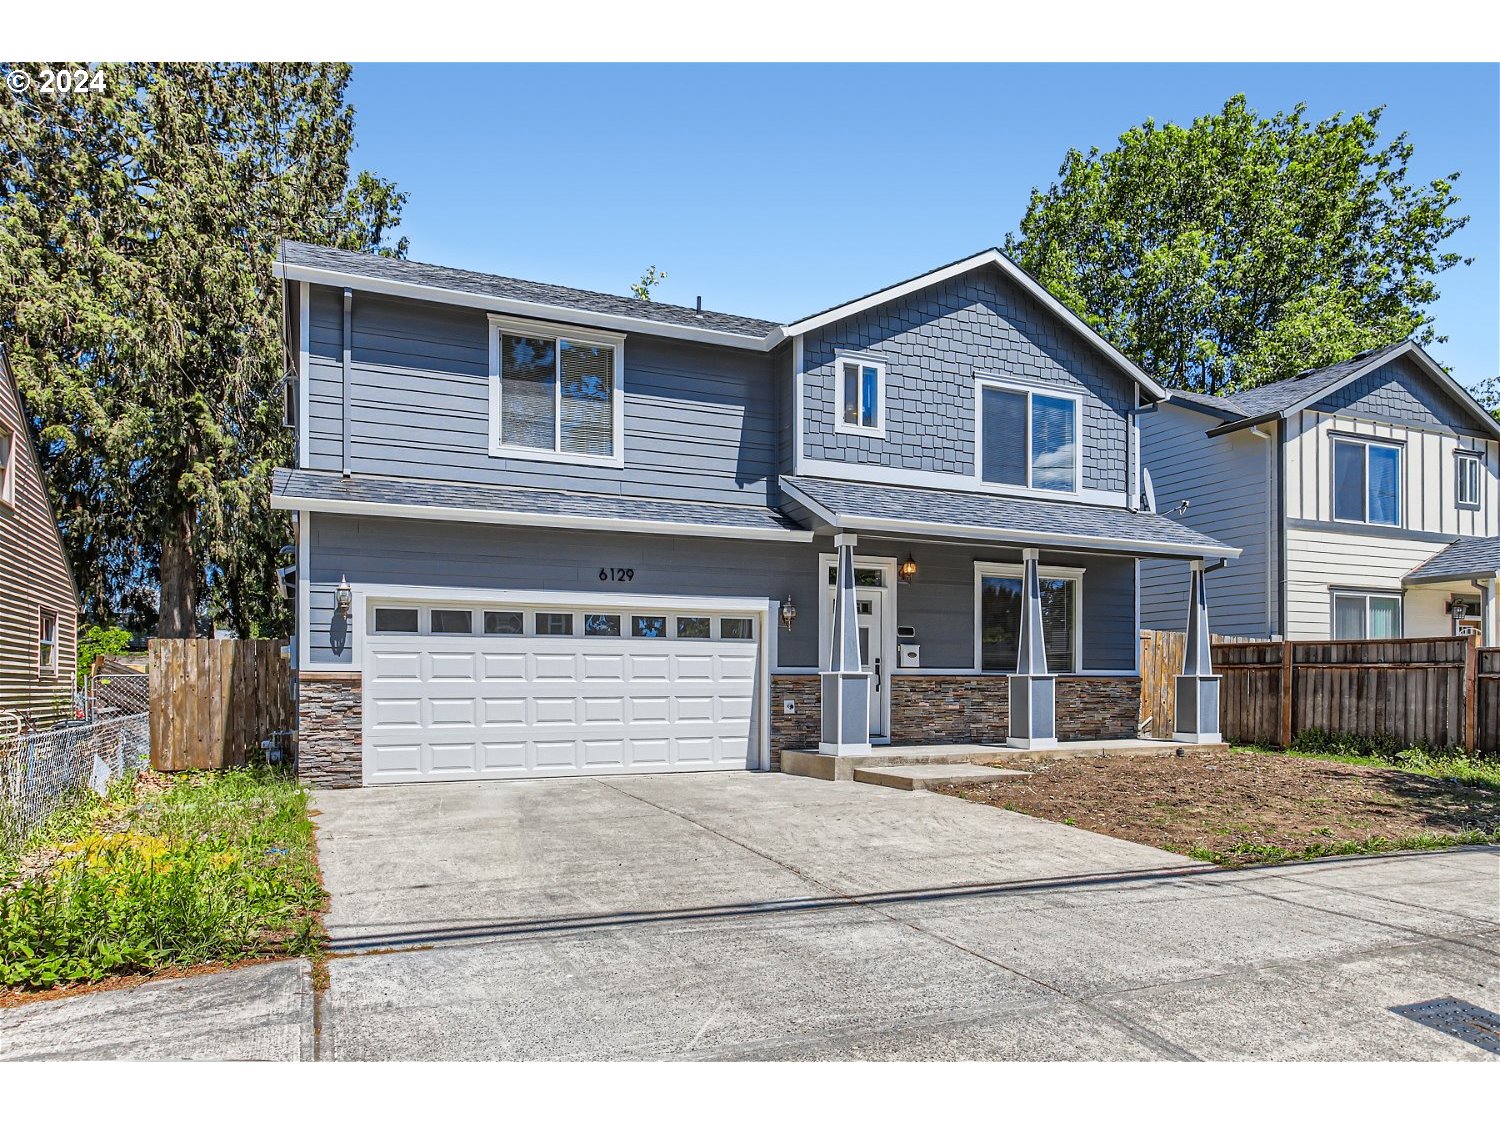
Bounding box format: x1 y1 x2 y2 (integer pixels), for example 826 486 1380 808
0 348 79 730
271 242 1235 788
1140 341 1500 643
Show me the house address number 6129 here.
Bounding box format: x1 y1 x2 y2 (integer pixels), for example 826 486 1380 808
599 567 635 582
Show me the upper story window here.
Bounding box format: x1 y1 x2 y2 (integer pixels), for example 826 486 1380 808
0 423 15 507
1332 437 1401 526
835 358 885 437
977 380 1079 493
488 315 625 467
1456 451 1483 510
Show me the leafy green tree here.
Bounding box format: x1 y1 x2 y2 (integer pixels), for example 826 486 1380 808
76 624 132 683
631 265 667 301
0 62 407 638
1005 95 1470 394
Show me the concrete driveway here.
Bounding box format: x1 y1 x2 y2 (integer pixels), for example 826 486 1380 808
310 772 1500 1061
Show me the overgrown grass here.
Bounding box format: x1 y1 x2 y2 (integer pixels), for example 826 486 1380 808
1188 828 1500 867
0 767 325 990
1235 729 1500 791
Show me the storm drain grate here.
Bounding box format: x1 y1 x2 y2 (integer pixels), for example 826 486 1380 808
1390 997 1500 1054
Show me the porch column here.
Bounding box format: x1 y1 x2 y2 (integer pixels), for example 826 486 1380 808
1483 575 1500 647
819 533 873 756
1173 559 1223 744
1007 548 1057 749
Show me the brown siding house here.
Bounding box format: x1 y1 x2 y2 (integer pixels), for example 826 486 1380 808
0 349 78 728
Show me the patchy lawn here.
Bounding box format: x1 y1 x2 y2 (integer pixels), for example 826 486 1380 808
938 749 1500 866
0 767 325 995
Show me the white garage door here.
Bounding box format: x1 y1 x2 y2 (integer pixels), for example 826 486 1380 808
361 603 762 784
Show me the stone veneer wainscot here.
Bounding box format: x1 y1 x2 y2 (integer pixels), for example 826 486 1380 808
298 672 362 788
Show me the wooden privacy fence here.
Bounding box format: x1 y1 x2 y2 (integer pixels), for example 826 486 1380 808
1141 630 1494 751
1138 629 1258 738
149 639 293 770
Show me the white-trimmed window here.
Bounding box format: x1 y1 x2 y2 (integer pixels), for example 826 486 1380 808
1332 591 1403 640
38 610 58 674
835 357 885 436
1332 437 1401 527
1456 450 1482 510
974 562 1083 673
488 315 625 466
976 379 1080 493
0 423 15 507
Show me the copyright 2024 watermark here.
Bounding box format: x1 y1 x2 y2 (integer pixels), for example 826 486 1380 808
7 66 108 96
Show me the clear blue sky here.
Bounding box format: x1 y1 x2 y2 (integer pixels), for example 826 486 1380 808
346 63 1499 386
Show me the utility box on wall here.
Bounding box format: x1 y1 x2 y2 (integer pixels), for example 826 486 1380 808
898 643 921 669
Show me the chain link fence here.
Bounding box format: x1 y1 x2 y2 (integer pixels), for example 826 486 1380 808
0 712 150 854
81 672 149 722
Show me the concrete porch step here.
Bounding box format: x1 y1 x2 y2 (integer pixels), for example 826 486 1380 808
852 763 1031 791
780 739 1226 782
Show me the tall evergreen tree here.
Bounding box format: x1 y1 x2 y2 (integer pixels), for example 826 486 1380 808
1005 95 1470 394
0 62 406 637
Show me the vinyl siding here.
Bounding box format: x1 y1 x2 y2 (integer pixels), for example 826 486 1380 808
1138 404 1276 637
0 363 78 724
305 515 1138 675
1284 525 1459 640
304 285 780 504
1284 408 1500 538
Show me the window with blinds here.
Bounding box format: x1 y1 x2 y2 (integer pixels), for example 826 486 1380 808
494 323 619 460
980 383 1078 492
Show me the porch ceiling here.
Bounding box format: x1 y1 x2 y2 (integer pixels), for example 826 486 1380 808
779 475 1239 560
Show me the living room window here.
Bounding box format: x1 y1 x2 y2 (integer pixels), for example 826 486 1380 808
977 379 1079 493
1332 591 1403 640
835 358 885 437
489 316 624 466
974 563 1082 673
1332 437 1401 526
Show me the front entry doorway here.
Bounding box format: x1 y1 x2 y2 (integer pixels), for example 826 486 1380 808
819 557 893 741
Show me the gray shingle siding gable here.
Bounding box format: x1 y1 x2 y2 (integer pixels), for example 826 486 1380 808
304 284 781 505
1311 353 1480 436
800 267 1133 492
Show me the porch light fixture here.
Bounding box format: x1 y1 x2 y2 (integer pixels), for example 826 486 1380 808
780 597 798 631
1451 601 1468 621
898 553 919 584
335 575 353 614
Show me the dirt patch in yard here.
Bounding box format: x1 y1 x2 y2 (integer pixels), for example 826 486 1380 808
937 750 1500 865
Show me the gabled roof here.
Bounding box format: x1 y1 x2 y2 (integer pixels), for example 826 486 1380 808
271 468 811 542
1405 536 1500 585
1187 341 1500 440
275 241 780 349
780 475 1237 559
780 248 1169 402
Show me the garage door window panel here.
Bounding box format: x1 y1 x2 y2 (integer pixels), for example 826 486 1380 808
720 617 754 640
430 609 474 635
483 611 524 635
584 613 622 637
677 616 711 639
537 612 574 636
374 607 419 634
632 615 667 638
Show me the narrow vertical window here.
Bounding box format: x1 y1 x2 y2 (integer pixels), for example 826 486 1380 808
38 610 58 673
1456 452 1482 509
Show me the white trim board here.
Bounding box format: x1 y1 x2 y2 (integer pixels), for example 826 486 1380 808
797 457 1127 507
271 492 814 542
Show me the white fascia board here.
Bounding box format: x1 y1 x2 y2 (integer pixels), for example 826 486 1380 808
269 492 814 543
780 249 1169 402
356 583 773 615
274 261 775 353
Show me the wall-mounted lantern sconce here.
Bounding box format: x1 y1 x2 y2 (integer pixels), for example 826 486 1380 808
898 553 919 584
335 575 353 614
780 597 798 632
1451 600 1469 622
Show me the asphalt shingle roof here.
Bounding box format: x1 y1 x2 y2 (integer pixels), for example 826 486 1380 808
780 476 1235 557
279 241 781 338
272 468 805 534
1405 536 1500 584
1167 342 1412 421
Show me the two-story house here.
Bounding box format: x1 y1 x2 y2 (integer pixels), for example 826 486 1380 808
272 242 1236 788
1 347 79 731
1140 341 1500 643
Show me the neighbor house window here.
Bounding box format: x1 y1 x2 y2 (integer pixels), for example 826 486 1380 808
1456 451 1482 510
835 358 884 436
38 610 58 674
0 424 16 506
978 381 1078 493
1332 438 1401 526
490 317 623 463
1333 592 1403 640
975 564 1079 673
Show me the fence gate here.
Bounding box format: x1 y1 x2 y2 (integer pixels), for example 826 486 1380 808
148 639 292 770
